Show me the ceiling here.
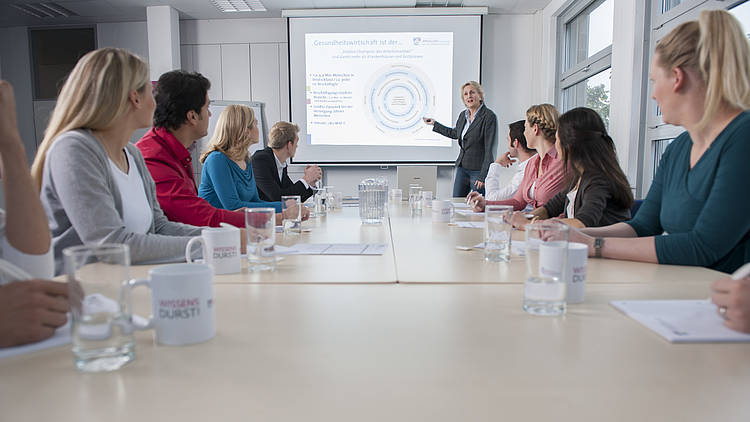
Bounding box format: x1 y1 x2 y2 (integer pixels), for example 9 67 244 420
0 0 552 27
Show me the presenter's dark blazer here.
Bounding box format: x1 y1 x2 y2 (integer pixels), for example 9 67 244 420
251 147 314 202
432 105 498 181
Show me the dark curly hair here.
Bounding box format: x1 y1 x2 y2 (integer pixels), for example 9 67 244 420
557 107 634 209
153 70 211 130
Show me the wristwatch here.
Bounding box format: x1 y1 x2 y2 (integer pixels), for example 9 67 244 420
594 237 604 258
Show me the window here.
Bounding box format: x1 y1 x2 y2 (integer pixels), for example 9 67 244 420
662 0 682 13
642 0 727 195
557 0 613 128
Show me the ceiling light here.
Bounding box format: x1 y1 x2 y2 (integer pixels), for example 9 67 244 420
210 0 266 13
10 2 78 18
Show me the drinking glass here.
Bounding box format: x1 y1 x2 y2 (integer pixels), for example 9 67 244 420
64 243 135 372
484 205 513 262
281 195 302 235
408 185 423 216
245 208 276 271
523 220 570 316
324 186 336 210
421 191 433 208
359 178 387 224
389 188 403 204
312 187 327 217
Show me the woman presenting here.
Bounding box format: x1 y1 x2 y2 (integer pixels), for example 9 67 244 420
423 81 497 197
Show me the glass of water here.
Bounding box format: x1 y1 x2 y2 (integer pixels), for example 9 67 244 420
64 243 135 372
281 195 302 235
484 205 513 262
358 178 387 224
421 191 433 208
523 220 569 316
245 208 276 271
408 185 423 216
389 188 403 204
312 187 327 217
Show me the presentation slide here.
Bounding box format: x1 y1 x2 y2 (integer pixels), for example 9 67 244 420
304 32 453 148
288 14 482 164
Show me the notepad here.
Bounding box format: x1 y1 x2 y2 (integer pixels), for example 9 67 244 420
610 300 750 343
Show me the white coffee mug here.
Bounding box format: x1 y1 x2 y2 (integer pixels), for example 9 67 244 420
186 226 241 275
432 200 455 223
566 243 588 303
130 263 215 346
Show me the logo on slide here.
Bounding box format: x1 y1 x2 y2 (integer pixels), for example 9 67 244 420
364 64 435 135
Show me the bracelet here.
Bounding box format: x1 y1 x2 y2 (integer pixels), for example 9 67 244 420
594 237 604 258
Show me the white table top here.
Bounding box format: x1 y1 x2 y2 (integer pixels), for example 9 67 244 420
1 201 744 421
388 202 724 284
1 282 748 421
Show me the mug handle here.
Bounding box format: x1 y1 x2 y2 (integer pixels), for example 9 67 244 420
449 203 456 223
185 236 203 263
128 278 154 331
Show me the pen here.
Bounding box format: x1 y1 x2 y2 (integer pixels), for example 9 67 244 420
731 262 750 280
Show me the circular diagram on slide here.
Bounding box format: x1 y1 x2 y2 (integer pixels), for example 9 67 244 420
365 64 435 134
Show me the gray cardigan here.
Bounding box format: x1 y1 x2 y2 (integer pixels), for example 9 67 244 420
41 129 203 274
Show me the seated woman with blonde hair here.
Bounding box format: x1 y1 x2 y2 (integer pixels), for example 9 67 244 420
198 105 284 213
31 48 208 274
469 104 567 212
512 107 632 230
570 10 750 273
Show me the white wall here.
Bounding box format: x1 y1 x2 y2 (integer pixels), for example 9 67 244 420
0 27 35 165
180 14 538 198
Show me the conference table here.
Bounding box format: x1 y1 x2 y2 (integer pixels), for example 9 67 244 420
1 203 748 421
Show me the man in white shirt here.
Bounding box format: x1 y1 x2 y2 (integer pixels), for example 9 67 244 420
480 120 536 201
0 81 71 347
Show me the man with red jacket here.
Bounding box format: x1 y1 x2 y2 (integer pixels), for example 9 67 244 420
136 71 245 227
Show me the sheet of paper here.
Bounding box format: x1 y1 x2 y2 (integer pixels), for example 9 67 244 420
285 243 386 256
610 300 750 343
456 209 480 216
452 202 470 209
0 322 71 360
454 221 484 229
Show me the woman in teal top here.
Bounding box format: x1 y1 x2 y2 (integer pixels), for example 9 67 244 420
570 10 750 273
198 105 282 213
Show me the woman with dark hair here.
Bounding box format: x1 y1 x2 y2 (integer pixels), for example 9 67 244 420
511 107 632 229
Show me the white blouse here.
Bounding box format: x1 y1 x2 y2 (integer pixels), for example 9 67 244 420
0 209 54 284
566 189 578 219
109 148 153 235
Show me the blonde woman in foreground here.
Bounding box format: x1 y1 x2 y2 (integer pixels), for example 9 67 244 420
31 48 211 274
569 10 750 274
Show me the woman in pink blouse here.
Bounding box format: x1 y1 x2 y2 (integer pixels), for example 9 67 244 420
469 104 566 212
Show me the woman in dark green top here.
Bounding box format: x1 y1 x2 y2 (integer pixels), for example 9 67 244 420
569 9 750 274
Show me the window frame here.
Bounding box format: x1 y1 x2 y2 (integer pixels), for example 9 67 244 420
555 0 613 112
641 0 728 194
